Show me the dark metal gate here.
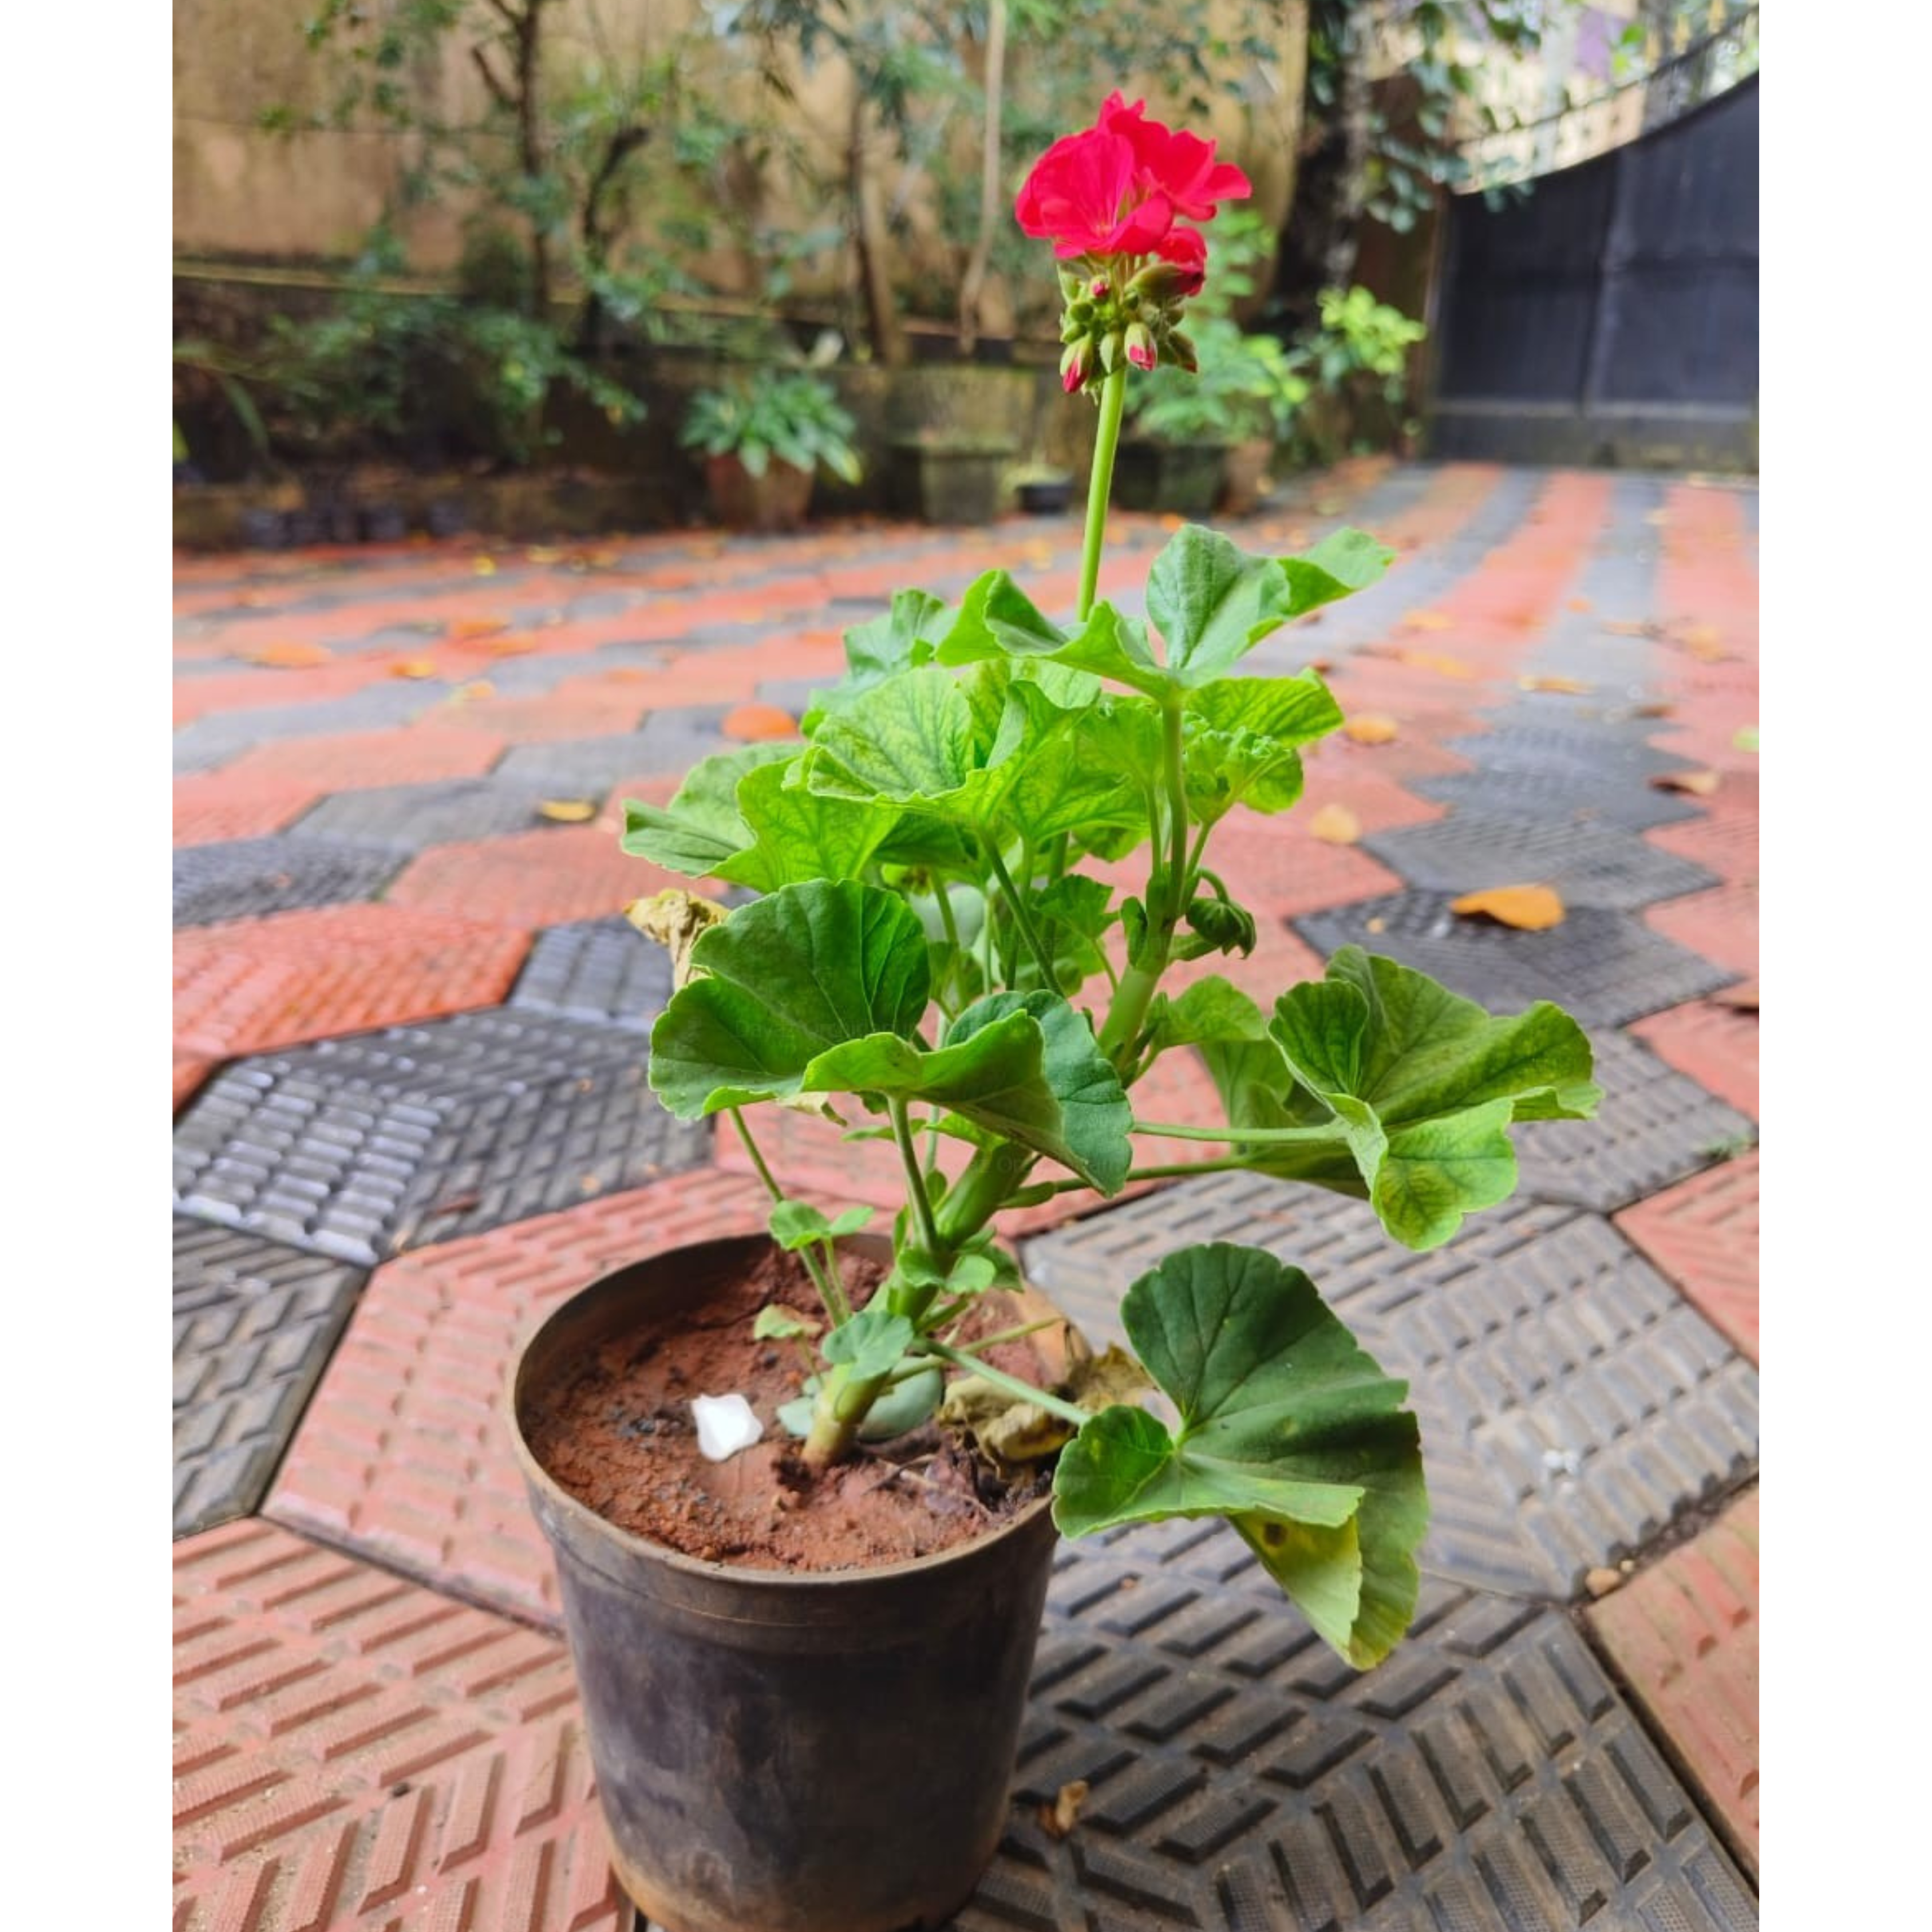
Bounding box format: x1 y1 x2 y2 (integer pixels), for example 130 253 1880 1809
1428 73 1758 469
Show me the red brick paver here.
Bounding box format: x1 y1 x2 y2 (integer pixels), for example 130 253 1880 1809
174 772 323 847
1645 880 1759 979
173 1519 626 1932
1629 998 1759 1120
224 726 508 791
1587 1490 1760 1878
1615 1152 1760 1363
174 904 531 1060
265 1171 776 1625
386 827 685 931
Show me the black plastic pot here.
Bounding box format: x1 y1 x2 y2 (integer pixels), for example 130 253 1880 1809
1016 475 1075 516
506 1235 1060 1932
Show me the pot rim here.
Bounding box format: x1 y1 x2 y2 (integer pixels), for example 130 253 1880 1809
502 1231 1060 1595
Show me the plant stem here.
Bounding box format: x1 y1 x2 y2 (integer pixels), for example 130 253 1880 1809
986 843 1056 988
731 1108 851 1324
1077 368 1128 622
890 1096 942 1254
920 1341 1091 1428
1131 1118 1345 1145
942 1315 1063 1353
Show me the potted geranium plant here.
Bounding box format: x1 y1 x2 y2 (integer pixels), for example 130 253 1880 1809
507 90 1599 1932
679 368 864 532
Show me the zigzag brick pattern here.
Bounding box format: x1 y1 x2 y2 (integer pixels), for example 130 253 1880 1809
173 1009 712 1267
1514 1031 1756 1214
1645 880 1759 980
951 1518 1756 1929
173 836 406 929
1630 999 1759 1120
1294 890 1737 1028
172 1519 627 1932
385 827 684 931
1587 1491 1760 1879
508 917 674 1030
1355 1216 1758 1599
1614 1153 1760 1364
175 903 530 1060
175 1222 367 1538
266 1170 775 1625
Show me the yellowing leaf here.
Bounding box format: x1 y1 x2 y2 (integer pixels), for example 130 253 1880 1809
473 556 497 576
243 642 331 669
1632 701 1676 719
1567 597 1593 613
537 799 598 823
1402 608 1452 631
390 658 440 679
448 618 508 641
1451 884 1566 931
1344 713 1399 745
1518 675 1591 695
484 635 538 658
1649 770 1720 797
1310 803 1362 845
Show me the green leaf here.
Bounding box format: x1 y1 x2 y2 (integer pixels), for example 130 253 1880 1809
1144 977 1270 1056
753 1304 819 1341
801 589 953 730
1044 602 1168 694
821 1307 914 1380
1259 948 1600 1248
1148 525 1301 684
713 757 900 891
934 570 1066 663
647 881 931 1117
768 1200 874 1251
1188 672 1345 749
943 991 1133 1193
619 742 792 875
1183 723 1306 823
1279 528 1397 616
1051 1243 1425 1668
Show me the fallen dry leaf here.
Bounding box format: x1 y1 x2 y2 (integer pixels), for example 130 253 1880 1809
1306 656 1334 674
723 702 801 742
1585 1567 1625 1598
1602 619 1661 639
1038 1781 1091 1842
484 635 538 658
1712 979 1759 1012
1397 649 1476 679
448 618 508 641
1344 713 1400 745
1518 675 1591 696
1678 622 1722 654
1451 884 1566 931
1649 770 1720 797
1631 701 1676 719
524 546 564 564
473 556 497 576
1309 803 1362 845
1365 916 1387 934
1567 597 1593 613
537 799 598 823
1402 608 1452 631
390 658 440 679
450 679 495 702
243 642 332 669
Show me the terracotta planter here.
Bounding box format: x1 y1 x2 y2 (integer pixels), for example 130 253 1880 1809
507 1234 1061 1932
1219 437 1275 517
704 453 814 534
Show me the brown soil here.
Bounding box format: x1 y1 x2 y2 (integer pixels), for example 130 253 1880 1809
522 1244 1060 1574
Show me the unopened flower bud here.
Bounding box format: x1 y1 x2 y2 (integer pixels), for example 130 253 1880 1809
1125 260 1191 306
1166 329 1199 374
1100 330 1124 372
1060 342 1088 394
1124 323 1156 371
1088 276 1109 298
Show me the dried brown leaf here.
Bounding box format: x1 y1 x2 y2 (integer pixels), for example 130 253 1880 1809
1649 770 1720 797
1402 608 1452 631
448 618 508 641
390 658 440 679
1712 979 1759 1012
1396 649 1476 679
1344 713 1399 746
537 799 598 823
1038 1781 1091 1841
1450 884 1566 931
1517 675 1591 696
243 642 331 669
1309 803 1362 845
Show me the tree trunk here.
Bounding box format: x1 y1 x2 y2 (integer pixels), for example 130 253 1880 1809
511 0 552 318
1273 1 1309 265
957 0 1007 357
1321 5 1373 294
850 86 910 368
1271 1 1372 334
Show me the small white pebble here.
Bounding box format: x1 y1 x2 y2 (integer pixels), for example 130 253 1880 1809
692 1392 763 1463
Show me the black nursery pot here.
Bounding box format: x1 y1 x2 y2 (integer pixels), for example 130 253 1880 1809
506 1234 1060 1932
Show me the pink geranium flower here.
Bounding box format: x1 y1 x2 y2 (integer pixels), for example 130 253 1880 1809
1016 94 1250 266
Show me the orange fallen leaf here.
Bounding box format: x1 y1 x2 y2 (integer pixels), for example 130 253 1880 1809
1451 884 1566 931
724 702 801 742
390 658 440 679
243 642 332 669
1650 770 1720 797
538 799 598 823
450 679 495 702
1518 674 1591 695
1712 980 1759 1012
448 617 509 641
1306 657 1334 674
1631 701 1676 719
484 635 538 658
1344 714 1399 745
1567 597 1593 612
1402 609 1452 631
1397 649 1476 679
524 546 564 564
1365 916 1387 934
1310 803 1362 845
1038 1780 1090 1842
1159 513 1184 532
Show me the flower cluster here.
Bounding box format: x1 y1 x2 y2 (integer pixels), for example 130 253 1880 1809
1016 92 1251 394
